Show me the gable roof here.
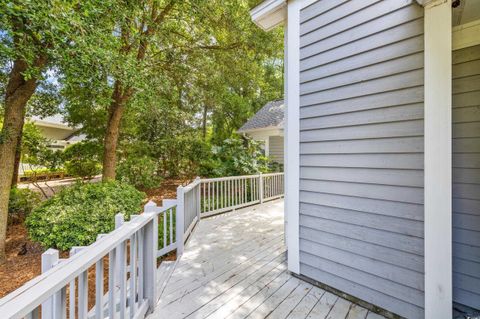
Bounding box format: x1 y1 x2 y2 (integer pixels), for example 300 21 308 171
238 99 284 133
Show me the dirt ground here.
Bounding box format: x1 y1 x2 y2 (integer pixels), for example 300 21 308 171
0 178 188 299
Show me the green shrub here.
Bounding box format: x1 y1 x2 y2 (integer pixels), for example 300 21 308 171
25 181 145 250
63 141 102 179
200 137 273 177
116 156 163 189
8 188 41 224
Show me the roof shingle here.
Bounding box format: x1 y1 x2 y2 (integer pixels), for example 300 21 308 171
238 99 284 132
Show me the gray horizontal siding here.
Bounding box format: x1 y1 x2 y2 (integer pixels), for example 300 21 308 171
298 1 424 318
268 136 284 164
452 44 480 310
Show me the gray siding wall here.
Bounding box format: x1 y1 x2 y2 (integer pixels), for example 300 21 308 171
269 136 284 164
298 1 425 318
452 44 480 309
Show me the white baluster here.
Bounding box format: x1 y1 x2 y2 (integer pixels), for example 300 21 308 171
41 249 59 319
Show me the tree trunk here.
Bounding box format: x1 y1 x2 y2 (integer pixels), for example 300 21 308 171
0 58 44 262
11 125 24 187
202 105 208 140
102 82 129 181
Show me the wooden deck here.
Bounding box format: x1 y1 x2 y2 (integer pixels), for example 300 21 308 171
148 200 386 319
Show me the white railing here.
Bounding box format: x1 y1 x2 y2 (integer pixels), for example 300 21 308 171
0 200 178 319
175 177 201 255
200 172 284 217
0 172 283 319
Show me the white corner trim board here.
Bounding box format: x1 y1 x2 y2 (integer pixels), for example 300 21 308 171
285 0 302 275
250 0 287 31
424 1 452 318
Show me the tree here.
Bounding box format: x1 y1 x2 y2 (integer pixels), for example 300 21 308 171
0 0 115 262
63 0 283 182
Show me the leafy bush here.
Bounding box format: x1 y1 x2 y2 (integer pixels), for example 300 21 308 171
116 156 163 189
200 137 272 177
8 188 41 224
63 141 102 179
26 181 145 250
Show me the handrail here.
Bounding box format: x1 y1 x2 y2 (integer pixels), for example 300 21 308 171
0 172 283 319
199 172 284 217
0 201 177 319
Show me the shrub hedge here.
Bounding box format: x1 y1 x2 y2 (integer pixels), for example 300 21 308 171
26 181 145 250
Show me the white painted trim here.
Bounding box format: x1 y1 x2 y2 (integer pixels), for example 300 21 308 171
250 0 287 31
265 137 270 157
453 19 480 50
424 1 452 318
238 126 283 134
416 0 447 7
285 0 301 275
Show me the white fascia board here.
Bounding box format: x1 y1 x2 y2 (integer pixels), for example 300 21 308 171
415 0 448 8
238 126 283 134
250 0 287 31
33 120 77 132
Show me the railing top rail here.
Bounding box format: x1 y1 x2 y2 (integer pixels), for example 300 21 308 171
182 177 201 192
262 172 284 177
200 172 283 183
0 202 174 319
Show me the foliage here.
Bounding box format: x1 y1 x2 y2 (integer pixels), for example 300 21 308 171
116 156 163 189
26 181 145 250
60 0 284 178
200 137 273 177
63 141 102 179
8 188 41 224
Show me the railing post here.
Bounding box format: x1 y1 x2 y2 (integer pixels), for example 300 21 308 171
142 206 158 313
176 185 185 256
195 177 201 221
114 213 124 287
41 249 59 319
259 173 264 204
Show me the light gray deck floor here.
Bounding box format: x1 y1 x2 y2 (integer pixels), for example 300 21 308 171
148 200 386 319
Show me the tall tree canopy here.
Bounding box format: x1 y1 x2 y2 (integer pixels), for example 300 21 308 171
0 0 283 260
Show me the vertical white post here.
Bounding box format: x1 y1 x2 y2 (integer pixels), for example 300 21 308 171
259 173 264 204
176 186 185 255
142 212 157 313
114 213 124 286
41 249 59 319
424 1 452 318
195 177 201 220
286 0 301 274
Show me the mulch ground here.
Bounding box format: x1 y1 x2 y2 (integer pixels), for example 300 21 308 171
0 178 189 300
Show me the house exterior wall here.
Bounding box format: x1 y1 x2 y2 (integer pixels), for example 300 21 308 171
268 135 284 164
297 1 425 318
452 44 480 309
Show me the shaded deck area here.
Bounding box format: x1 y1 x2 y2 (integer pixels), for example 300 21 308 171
148 200 386 319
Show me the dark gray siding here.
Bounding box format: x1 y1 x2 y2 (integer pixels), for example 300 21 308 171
452 44 480 310
269 136 284 164
298 1 425 318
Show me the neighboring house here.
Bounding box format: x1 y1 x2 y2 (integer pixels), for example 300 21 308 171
31 115 84 150
238 99 284 164
252 1 479 319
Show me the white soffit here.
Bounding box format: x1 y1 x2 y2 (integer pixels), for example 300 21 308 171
250 0 287 31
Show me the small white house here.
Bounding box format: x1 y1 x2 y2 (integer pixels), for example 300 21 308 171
31 115 84 150
237 99 284 164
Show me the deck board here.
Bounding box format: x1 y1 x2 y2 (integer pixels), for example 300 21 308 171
148 200 386 319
